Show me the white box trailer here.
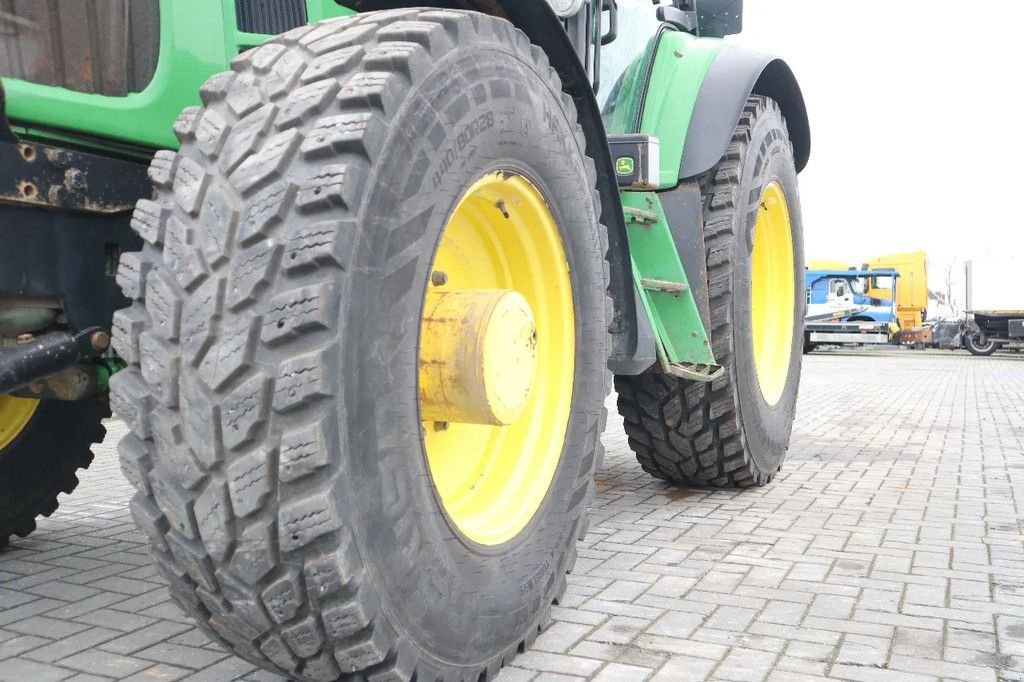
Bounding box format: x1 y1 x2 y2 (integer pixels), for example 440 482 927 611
965 256 1024 313
962 257 1024 355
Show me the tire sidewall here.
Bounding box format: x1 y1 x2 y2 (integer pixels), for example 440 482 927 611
730 102 805 474
339 43 605 665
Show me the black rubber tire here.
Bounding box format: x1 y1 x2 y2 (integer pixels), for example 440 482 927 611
965 333 998 356
0 399 109 548
110 10 609 681
803 335 816 354
615 96 805 488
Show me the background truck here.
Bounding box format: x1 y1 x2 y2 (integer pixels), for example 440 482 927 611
961 257 1024 355
803 269 900 351
864 251 928 331
0 1 811 679
809 250 928 332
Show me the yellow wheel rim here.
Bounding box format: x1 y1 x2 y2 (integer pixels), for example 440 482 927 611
750 181 795 406
0 395 39 453
419 172 575 546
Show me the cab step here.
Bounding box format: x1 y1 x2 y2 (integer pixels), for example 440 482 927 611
621 192 722 382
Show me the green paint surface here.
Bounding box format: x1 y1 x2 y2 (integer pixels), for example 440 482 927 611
620 192 715 366
3 0 355 150
639 32 724 187
612 29 725 360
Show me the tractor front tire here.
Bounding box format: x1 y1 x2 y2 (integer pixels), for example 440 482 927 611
0 398 109 548
616 96 805 487
111 10 609 681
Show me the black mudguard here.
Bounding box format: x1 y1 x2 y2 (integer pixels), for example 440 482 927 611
681 45 811 179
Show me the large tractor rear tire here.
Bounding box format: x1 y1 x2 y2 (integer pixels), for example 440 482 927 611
616 96 805 487
111 10 609 681
0 397 109 548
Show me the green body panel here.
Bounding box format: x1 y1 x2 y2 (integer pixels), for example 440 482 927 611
3 0 355 151
641 33 723 186
611 31 724 368
607 30 723 188
620 192 715 368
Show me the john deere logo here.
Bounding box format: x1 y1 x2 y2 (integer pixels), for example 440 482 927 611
616 156 635 176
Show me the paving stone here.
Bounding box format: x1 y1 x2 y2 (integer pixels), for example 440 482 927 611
73 608 158 633
8 615 91 642
589 616 649 645
835 634 890 668
122 665 191 682
515 650 603 676
59 649 151 677
645 610 703 638
0 352 1020 681
535 622 595 654
491 669 536 682
0 657 76 682
134 642 227 670
22 626 120 663
648 654 716 681
713 647 777 681
0 597 70 627
176 656 259 681
0 633 52 658
567 641 667 670
590 662 653 681
25 581 102 603
887 653 998 681
99 622 194 656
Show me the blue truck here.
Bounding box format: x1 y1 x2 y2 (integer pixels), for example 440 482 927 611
804 269 901 351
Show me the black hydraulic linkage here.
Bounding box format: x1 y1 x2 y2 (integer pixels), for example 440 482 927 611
0 327 110 395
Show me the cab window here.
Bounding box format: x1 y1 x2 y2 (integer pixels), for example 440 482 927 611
598 0 669 110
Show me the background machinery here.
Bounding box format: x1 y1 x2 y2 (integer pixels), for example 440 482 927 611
809 250 928 333
803 268 899 351
864 251 928 331
0 1 811 678
961 256 1024 355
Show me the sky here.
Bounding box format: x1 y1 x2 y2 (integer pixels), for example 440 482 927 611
732 1 1024 305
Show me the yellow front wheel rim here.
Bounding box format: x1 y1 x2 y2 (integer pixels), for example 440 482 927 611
750 181 795 406
0 395 39 453
419 172 575 546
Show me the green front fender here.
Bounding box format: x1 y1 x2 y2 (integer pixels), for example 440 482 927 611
607 29 810 189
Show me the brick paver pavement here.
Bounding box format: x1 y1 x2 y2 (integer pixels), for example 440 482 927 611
1 350 1022 681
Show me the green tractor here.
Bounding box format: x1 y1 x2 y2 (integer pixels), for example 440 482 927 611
0 0 809 678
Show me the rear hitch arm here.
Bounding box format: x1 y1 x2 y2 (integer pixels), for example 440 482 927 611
0 327 110 396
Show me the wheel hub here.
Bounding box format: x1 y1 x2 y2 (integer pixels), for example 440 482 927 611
419 289 538 426
750 181 795 406
418 171 575 547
